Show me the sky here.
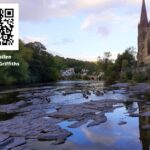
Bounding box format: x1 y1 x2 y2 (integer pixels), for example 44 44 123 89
0 0 149 61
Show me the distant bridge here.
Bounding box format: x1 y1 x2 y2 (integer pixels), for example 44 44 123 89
87 72 104 80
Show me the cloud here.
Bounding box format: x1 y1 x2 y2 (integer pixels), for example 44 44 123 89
97 26 110 36
80 12 115 36
51 38 75 45
0 0 143 21
81 127 118 144
80 11 118 31
0 0 145 37
80 14 97 30
80 1 141 36
21 36 47 44
62 38 74 44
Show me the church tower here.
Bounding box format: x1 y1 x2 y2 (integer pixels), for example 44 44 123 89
139 0 148 27
138 0 150 65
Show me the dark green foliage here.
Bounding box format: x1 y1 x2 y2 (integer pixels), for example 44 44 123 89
0 40 97 86
97 47 137 85
54 56 97 75
82 75 90 80
114 47 137 82
103 63 118 85
115 48 136 71
0 40 59 85
0 40 30 85
132 72 148 82
0 40 140 86
26 42 59 83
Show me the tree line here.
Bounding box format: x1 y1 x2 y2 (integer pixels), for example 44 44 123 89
97 47 147 85
1 39 145 86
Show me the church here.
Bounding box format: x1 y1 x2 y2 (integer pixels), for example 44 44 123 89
138 0 150 65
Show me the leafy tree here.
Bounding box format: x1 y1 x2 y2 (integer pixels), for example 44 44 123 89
115 47 136 72
0 41 31 85
25 42 59 83
97 47 137 84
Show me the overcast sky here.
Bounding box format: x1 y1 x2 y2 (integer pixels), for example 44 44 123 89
0 0 149 61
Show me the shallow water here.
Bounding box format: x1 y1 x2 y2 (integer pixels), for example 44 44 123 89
49 81 128 105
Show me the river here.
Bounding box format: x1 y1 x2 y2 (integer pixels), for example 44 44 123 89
0 81 149 150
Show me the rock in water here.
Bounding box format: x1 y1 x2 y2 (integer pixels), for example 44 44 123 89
86 90 91 95
0 137 26 150
118 121 127 125
83 93 88 99
0 134 10 143
142 125 150 130
95 91 104 96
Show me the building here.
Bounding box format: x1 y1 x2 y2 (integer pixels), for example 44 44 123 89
138 0 150 65
81 69 89 76
61 68 75 77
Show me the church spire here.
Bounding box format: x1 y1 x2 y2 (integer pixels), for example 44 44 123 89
139 0 149 27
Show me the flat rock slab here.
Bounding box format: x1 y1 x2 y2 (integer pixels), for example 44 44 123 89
49 101 117 128
0 137 14 148
11 144 32 150
129 83 150 93
38 128 72 143
68 119 88 128
145 102 150 105
140 112 150 117
0 137 26 150
0 101 27 113
129 113 139 117
87 114 107 127
0 134 10 143
111 83 129 88
118 121 127 126
142 125 150 130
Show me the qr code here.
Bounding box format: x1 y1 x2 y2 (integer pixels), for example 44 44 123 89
0 4 19 50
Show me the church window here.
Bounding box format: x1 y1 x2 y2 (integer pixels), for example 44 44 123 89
147 39 150 55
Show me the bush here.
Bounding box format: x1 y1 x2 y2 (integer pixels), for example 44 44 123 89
120 72 128 82
82 75 90 80
132 71 148 82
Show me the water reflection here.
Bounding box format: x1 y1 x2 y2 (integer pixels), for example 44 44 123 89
0 112 17 121
57 100 149 150
139 102 150 150
58 107 142 150
0 92 20 105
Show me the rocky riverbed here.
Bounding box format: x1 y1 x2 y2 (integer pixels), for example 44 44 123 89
0 81 150 150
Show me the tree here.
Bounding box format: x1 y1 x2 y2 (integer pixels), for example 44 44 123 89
104 52 112 61
115 47 136 70
97 47 137 84
0 41 31 85
121 59 129 72
26 42 59 83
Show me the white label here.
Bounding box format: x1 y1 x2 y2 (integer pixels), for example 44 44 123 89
0 4 19 50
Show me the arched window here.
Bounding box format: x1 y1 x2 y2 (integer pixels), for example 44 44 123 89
147 39 150 55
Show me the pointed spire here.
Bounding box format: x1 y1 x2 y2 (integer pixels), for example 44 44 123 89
139 0 148 27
